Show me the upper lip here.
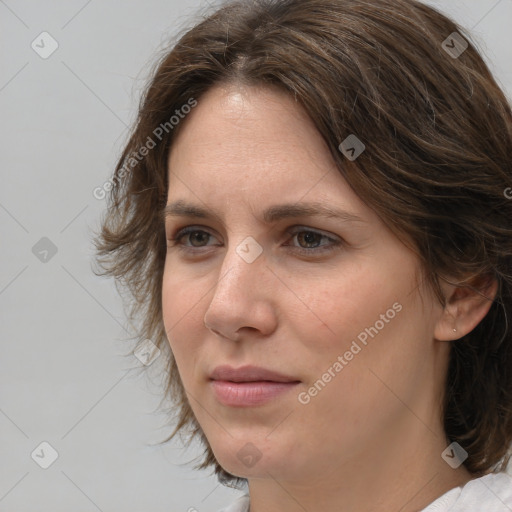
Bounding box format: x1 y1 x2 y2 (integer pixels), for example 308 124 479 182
210 365 300 383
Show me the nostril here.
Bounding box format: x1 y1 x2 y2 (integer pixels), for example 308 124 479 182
207 326 241 342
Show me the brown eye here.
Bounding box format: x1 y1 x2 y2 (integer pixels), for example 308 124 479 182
187 230 211 247
167 225 343 257
286 228 343 256
167 227 218 250
296 231 323 249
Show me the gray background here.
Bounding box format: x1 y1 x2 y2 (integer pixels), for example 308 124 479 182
1 1 511 511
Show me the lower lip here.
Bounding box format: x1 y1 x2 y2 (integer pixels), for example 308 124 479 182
210 380 300 407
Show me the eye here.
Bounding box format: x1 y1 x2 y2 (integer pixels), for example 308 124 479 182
285 227 342 255
166 225 343 256
167 227 219 249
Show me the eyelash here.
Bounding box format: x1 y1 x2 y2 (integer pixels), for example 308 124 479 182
166 226 342 256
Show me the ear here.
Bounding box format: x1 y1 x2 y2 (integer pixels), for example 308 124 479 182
434 273 498 341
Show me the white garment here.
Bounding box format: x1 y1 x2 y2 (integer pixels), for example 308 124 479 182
217 493 250 512
217 471 512 512
421 471 512 511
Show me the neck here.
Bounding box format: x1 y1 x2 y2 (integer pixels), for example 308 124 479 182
247 415 474 512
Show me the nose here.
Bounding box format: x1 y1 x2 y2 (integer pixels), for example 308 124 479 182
203 240 278 341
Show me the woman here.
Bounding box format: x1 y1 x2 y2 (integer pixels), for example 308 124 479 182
94 0 512 510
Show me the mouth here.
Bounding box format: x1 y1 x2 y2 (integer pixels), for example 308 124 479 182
209 380 300 407
209 365 301 407
209 364 301 383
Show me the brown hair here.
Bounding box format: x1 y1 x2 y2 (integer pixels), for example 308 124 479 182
93 0 512 487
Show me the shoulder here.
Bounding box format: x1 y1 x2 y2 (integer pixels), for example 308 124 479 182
422 471 512 511
216 493 250 512
454 471 512 511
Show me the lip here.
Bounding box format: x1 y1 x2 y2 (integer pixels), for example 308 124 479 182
210 380 300 407
209 365 300 383
209 365 301 407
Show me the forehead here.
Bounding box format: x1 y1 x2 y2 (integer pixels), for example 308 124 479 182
162 84 405 254
167 83 343 195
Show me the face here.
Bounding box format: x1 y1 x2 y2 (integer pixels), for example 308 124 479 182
162 83 448 484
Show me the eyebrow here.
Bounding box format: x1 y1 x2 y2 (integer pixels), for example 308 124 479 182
161 199 366 225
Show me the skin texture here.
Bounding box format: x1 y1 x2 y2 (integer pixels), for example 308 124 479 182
161 83 497 512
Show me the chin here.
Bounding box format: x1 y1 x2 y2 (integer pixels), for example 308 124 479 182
209 441 270 478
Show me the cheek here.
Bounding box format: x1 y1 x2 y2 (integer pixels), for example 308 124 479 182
285 258 421 405
294 270 430 424
162 257 208 326
161 267 206 372
286 262 399 351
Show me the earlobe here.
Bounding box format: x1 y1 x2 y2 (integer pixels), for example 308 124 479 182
434 274 498 341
